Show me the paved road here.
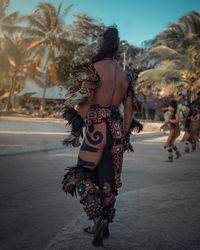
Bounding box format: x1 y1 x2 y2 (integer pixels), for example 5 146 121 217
0 114 161 149
0 115 67 148
0 136 199 250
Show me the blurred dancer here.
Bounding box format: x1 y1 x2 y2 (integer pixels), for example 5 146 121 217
181 106 199 152
160 100 181 162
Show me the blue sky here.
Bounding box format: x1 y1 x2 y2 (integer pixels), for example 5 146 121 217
10 0 200 47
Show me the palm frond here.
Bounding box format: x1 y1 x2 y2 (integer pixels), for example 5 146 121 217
21 37 42 46
3 34 21 61
22 27 46 38
0 0 10 18
54 2 62 28
26 40 45 57
139 45 178 64
2 11 19 23
34 3 52 31
0 50 10 72
61 4 74 18
24 15 47 33
138 67 182 84
37 2 57 18
0 24 24 33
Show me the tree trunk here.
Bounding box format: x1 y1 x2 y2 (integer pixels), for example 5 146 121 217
123 51 126 70
142 93 149 120
5 77 15 111
40 74 48 113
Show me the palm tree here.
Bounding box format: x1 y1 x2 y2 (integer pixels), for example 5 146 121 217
23 2 75 112
137 11 200 103
0 0 27 109
1 34 35 110
68 13 106 70
0 0 23 37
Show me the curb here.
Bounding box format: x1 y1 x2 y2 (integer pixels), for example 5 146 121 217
0 132 165 157
0 142 64 157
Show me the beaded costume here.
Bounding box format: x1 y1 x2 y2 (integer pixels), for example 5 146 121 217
181 110 199 152
165 121 180 148
62 64 142 224
163 104 181 162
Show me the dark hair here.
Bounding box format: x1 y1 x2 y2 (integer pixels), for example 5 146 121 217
186 105 192 117
170 100 177 112
185 105 192 129
191 106 198 117
91 26 119 64
170 100 177 119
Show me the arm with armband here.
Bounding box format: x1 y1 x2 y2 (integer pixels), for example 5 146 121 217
123 73 143 152
62 64 101 147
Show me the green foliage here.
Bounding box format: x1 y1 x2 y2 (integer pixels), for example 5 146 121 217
0 0 24 36
0 0 10 17
0 50 10 73
116 40 144 71
69 13 106 68
137 11 200 100
58 13 106 89
23 2 76 85
2 1 199 110
71 13 106 43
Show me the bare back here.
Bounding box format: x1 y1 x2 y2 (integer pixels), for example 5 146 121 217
93 60 129 107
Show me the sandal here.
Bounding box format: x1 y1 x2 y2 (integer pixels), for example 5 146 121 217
103 224 110 238
83 226 95 234
84 224 110 238
92 216 108 246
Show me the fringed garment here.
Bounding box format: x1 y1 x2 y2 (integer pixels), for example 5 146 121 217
165 122 180 148
190 117 199 143
182 115 199 143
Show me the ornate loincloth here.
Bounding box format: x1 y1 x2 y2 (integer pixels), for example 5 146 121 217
62 104 125 197
80 104 124 194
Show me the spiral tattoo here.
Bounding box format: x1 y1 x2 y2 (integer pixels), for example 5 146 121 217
86 131 103 145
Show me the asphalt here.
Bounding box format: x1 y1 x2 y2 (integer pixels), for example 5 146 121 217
0 113 165 157
0 132 164 157
45 180 200 250
1 114 199 250
44 133 200 250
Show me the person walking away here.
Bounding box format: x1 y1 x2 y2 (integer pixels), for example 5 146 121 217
160 100 181 162
61 26 142 246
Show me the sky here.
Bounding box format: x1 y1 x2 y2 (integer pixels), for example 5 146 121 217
10 0 200 47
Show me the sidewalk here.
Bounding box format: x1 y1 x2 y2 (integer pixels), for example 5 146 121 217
0 132 165 157
45 180 200 250
0 114 166 156
0 126 199 250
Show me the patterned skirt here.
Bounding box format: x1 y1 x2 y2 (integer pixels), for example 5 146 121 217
62 104 125 197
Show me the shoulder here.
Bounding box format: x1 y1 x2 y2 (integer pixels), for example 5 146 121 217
72 63 101 86
113 61 127 78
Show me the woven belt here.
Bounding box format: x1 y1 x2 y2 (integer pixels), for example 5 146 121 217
88 107 112 120
87 105 120 125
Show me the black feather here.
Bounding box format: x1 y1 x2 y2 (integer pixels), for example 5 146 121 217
62 166 95 197
129 118 143 133
62 105 85 131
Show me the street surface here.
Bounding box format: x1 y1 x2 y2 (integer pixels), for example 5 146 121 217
0 135 200 250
